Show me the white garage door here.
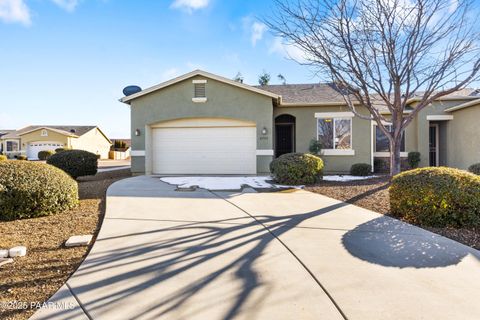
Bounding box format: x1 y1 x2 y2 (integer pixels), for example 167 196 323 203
152 120 256 174
27 141 64 160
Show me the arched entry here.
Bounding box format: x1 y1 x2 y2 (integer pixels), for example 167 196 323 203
275 114 296 157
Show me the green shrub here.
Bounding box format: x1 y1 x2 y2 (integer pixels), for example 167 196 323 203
390 167 480 227
468 163 480 175
47 149 98 179
0 161 78 220
308 139 322 155
407 151 421 168
55 147 72 153
0 155 7 161
38 150 55 160
270 153 323 185
350 163 372 176
16 155 27 161
373 158 387 173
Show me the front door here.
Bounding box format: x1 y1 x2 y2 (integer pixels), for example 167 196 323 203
429 124 438 166
275 124 294 157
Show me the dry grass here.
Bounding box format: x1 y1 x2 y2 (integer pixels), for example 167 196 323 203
0 169 131 320
306 176 480 250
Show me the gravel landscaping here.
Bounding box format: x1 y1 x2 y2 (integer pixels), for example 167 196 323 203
306 176 480 250
0 169 131 320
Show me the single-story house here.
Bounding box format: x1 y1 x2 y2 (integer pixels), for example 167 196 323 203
120 70 480 175
0 125 112 160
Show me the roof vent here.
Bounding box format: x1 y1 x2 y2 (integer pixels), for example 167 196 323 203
123 85 142 96
70 129 76 133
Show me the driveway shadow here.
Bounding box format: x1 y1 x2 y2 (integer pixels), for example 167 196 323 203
341 216 478 268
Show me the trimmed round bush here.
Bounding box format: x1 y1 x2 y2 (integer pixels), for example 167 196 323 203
17 155 27 161
270 153 323 185
47 149 98 179
38 150 55 160
55 147 72 153
350 163 372 176
390 167 480 227
0 155 6 161
0 161 78 220
407 151 421 169
468 163 480 175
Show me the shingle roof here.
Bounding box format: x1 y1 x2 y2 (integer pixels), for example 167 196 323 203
0 130 19 139
257 83 349 104
17 125 96 137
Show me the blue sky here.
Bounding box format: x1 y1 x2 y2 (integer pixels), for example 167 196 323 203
0 0 315 138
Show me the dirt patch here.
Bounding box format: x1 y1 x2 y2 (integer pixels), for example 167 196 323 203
306 176 480 250
0 169 131 320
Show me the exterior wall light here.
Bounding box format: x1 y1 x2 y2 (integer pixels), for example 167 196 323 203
261 127 268 135
135 129 141 136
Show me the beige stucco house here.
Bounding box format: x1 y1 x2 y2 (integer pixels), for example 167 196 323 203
120 70 480 175
0 125 112 160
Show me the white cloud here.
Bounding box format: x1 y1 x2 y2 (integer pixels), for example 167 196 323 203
251 22 266 46
0 0 31 26
50 0 80 12
269 37 307 62
170 0 209 13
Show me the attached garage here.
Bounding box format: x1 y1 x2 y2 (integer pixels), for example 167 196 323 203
27 141 64 160
151 118 256 174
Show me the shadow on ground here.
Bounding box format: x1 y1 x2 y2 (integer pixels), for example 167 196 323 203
342 216 477 268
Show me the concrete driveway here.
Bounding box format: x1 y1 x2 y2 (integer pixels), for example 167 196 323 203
32 176 480 320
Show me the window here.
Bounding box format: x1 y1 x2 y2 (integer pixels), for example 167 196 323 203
6 141 19 152
41 129 48 137
375 125 405 152
317 118 352 150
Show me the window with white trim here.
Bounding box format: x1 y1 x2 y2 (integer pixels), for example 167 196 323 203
375 125 405 152
6 141 19 152
317 117 352 150
41 129 48 137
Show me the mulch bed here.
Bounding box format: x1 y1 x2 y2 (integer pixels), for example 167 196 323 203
0 169 131 320
306 176 480 250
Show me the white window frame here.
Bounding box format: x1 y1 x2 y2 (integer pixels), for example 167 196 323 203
372 122 408 157
315 112 355 156
6 140 19 152
41 129 48 137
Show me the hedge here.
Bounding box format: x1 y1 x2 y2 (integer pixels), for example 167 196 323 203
390 167 480 227
38 150 55 160
270 153 323 185
0 155 6 161
47 149 98 179
0 161 78 220
468 163 480 175
350 163 372 176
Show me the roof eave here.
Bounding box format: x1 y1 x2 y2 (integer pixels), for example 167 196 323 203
120 69 281 104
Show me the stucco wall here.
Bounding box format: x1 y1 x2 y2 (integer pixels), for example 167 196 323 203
129 75 274 174
273 105 372 173
70 128 111 159
447 105 480 169
412 99 476 168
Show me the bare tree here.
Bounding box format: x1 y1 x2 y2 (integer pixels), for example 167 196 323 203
278 73 287 84
266 0 480 175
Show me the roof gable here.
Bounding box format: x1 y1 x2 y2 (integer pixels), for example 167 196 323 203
120 70 280 103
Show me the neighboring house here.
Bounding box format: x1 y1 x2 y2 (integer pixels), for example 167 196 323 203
0 125 112 160
120 69 480 175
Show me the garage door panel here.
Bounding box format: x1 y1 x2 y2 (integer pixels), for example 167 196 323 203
152 126 256 174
